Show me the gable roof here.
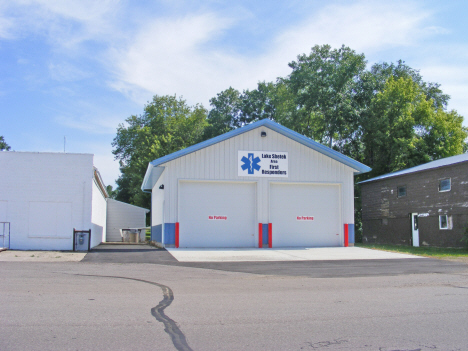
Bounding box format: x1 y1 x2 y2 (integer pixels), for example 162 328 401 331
360 153 468 184
142 119 371 191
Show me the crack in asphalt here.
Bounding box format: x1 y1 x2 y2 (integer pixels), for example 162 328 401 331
70 273 193 351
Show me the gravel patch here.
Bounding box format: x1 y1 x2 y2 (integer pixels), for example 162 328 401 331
0 250 86 262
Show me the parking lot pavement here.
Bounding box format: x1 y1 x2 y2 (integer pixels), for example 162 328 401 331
166 246 421 262
77 244 468 279
1 259 468 351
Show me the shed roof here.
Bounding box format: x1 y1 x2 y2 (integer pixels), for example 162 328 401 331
360 153 468 184
142 119 371 191
107 198 150 212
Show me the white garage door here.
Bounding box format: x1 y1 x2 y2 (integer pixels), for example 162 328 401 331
179 181 256 248
270 183 341 247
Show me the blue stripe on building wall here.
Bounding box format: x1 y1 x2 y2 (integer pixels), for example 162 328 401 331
151 224 162 243
348 224 355 244
164 223 176 245
262 224 269 245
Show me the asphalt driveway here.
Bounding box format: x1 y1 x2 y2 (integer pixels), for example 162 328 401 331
82 244 178 264
82 244 468 278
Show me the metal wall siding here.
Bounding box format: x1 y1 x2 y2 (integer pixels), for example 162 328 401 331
0 152 95 250
151 224 162 242
348 224 355 243
91 180 107 246
262 224 269 245
106 199 147 242
158 126 355 225
164 223 176 245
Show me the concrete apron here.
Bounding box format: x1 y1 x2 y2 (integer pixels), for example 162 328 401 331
166 247 423 262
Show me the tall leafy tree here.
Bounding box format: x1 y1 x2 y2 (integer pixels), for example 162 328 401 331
364 60 450 108
285 44 367 148
106 185 118 199
203 87 242 139
362 76 467 178
112 95 208 208
0 136 10 151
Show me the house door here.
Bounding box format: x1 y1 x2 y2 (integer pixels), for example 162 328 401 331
411 213 419 247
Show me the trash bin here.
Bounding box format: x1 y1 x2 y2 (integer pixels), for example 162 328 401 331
121 229 139 243
129 232 138 243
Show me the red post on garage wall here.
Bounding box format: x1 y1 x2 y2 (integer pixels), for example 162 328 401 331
268 223 272 248
175 222 179 248
258 223 263 248
344 224 349 247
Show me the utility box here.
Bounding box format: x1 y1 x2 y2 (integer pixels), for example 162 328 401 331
73 229 91 251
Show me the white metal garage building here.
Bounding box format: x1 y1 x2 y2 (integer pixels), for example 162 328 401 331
142 119 371 248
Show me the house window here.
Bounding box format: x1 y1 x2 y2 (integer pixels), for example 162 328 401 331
397 186 406 197
439 215 452 230
439 178 451 192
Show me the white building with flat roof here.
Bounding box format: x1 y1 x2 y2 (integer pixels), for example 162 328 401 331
0 151 145 250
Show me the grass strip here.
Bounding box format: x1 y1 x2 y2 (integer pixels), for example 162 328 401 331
356 243 468 259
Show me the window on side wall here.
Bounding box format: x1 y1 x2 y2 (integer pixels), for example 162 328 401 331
439 214 452 230
439 178 451 192
397 186 406 197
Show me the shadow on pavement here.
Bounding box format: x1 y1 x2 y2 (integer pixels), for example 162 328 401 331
81 244 468 278
82 244 178 264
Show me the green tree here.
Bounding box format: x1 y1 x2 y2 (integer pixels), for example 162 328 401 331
362 76 467 177
0 136 10 151
112 95 208 208
285 44 367 148
364 60 450 109
239 82 279 124
106 185 118 199
203 87 242 139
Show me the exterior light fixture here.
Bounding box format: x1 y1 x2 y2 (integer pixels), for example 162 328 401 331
261 131 267 137
159 184 164 189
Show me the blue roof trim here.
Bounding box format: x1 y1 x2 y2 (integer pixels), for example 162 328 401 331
149 119 371 173
360 153 468 184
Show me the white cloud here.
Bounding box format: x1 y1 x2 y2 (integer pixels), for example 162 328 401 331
92 150 120 188
275 2 430 57
15 0 118 23
0 0 120 49
110 1 437 107
110 12 241 106
55 107 120 135
49 62 90 81
56 115 118 135
0 15 14 39
419 64 468 118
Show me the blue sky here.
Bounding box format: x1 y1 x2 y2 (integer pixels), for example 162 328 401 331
1 0 467 187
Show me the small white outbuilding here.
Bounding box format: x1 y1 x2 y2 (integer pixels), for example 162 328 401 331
142 119 371 248
106 199 149 242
